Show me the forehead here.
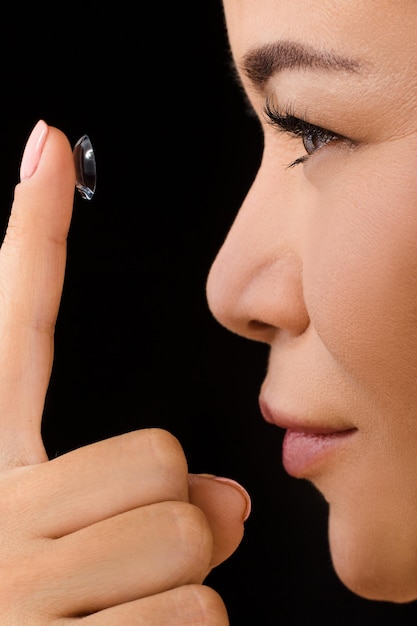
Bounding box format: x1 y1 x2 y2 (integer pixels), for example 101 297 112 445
222 0 417 80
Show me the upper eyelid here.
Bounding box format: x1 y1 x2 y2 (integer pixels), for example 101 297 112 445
262 101 354 168
262 101 338 139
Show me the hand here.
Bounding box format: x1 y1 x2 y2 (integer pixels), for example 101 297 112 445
0 121 250 624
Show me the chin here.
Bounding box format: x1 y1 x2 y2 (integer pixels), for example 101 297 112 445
328 515 417 604
333 562 417 604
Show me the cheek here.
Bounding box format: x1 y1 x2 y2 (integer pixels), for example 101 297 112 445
301 154 417 601
303 154 417 409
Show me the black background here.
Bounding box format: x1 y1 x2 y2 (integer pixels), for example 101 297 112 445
2 2 417 624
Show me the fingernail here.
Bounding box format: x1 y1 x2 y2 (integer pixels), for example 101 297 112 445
20 120 49 181
211 476 252 521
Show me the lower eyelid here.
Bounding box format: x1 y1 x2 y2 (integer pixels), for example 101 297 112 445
288 135 358 169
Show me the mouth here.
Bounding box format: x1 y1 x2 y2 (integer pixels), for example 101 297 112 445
259 397 357 478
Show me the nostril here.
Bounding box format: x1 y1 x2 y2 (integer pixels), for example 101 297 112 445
247 319 277 343
248 320 271 332
248 314 309 342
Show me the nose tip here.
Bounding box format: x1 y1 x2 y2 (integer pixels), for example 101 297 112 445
206 244 310 344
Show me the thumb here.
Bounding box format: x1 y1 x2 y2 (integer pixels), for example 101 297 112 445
188 474 251 568
0 120 76 469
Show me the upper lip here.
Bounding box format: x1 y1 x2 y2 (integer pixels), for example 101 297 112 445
259 396 356 435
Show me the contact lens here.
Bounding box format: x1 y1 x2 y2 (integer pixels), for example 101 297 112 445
73 135 96 200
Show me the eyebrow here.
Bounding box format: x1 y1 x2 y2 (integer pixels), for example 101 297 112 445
241 40 361 89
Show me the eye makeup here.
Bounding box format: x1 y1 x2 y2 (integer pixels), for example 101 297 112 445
263 100 346 167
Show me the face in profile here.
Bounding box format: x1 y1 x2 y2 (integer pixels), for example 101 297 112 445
207 0 417 603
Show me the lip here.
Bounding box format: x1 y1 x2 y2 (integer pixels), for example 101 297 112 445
282 428 356 477
259 397 357 477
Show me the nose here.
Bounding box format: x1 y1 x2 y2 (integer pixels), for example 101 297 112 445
206 167 310 344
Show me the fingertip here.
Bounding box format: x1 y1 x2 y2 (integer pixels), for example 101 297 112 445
189 474 252 523
210 476 252 521
20 120 49 181
189 474 251 568
38 124 77 186
11 123 77 244
18 121 76 193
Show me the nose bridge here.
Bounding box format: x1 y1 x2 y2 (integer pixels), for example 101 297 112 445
206 167 310 342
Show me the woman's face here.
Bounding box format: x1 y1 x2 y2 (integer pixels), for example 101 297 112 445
207 0 417 603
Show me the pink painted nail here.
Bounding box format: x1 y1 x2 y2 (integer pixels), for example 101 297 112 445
20 120 48 181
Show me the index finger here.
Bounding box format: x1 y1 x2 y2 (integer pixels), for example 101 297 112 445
0 121 76 468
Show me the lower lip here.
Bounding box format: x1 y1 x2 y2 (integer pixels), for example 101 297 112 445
282 428 356 477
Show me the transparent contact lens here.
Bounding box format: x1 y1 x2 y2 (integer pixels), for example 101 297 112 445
73 135 96 200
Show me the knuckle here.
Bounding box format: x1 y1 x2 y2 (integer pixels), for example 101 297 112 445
0 564 44 622
115 428 188 492
3 203 24 243
143 428 189 488
170 502 213 578
176 584 230 625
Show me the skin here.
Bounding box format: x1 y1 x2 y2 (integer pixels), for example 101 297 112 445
0 123 250 623
207 0 417 603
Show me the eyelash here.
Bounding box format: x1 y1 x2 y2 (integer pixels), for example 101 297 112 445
263 101 348 168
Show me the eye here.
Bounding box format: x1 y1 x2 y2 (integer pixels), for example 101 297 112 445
302 126 334 156
263 101 347 167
